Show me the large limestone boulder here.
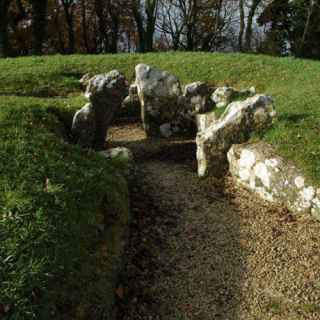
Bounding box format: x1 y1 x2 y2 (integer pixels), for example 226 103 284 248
196 94 276 177
228 142 320 219
211 86 256 108
135 64 182 137
72 70 128 149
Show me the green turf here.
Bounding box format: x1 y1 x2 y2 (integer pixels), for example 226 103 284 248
0 52 319 185
0 96 130 319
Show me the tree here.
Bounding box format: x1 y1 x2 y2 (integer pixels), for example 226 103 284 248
61 0 76 53
29 0 48 55
0 0 11 57
258 0 320 58
244 0 263 51
80 0 90 53
131 0 159 52
238 0 245 51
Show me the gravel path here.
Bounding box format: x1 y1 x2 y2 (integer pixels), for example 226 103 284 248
110 120 320 320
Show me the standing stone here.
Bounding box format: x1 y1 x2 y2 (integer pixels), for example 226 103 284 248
71 103 96 148
196 94 276 177
135 64 182 137
72 70 128 149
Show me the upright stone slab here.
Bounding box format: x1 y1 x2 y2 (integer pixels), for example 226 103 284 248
135 64 182 137
72 70 128 149
228 142 320 218
196 94 276 177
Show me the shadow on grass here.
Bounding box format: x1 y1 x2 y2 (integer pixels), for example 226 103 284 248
278 113 311 124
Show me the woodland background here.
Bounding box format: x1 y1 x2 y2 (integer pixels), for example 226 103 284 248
0 0 319 59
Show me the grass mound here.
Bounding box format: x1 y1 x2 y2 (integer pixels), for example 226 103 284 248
0 51 319 318
0 96 130 319
0 52 318 183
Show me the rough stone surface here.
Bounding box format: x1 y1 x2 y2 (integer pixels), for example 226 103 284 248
183 81 213 114
72 70 128 149
135 64 182 137
196 94 276 177
122 84 141 111
196 112 217 133
228 141 320 218
99 147 133 162
211 86 256 108
175 81 215 134
79 73 93 87
159 123 173 138
71 103 96 148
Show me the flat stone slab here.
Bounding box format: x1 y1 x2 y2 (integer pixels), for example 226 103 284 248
228 141 320 219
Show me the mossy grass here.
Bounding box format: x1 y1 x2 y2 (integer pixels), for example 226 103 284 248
0 95 130 319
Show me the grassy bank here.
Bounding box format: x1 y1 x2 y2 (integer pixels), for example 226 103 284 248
0 52 319 184
0 95 130 319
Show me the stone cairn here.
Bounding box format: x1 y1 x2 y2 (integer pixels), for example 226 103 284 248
74 65 320 219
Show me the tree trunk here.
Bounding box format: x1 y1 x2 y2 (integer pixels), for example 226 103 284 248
145 0 158 52
245 0 261 51
0 0 10 57
80 0 90 53
299 0 314 56
132 1 145 52
30 0 48 55
62 1 75 54
110 12 119 53
186 24 194 50
95 0 109 53
238 0 245 51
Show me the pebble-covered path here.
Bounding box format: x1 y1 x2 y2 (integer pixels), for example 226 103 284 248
110 120 320 320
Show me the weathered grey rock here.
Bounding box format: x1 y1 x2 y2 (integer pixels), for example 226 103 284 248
160 123 172 138
183 81 213 114
172 82 215 134
135 64 182 137
196 94 276 177
71 103 96 148
196 112 217 133
211 86 234 108
99 147 134 177
211 86 256 108
228 142 320 218
72 70 128 149
122 84 141 111
79 73 93 87
99 147 133 162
